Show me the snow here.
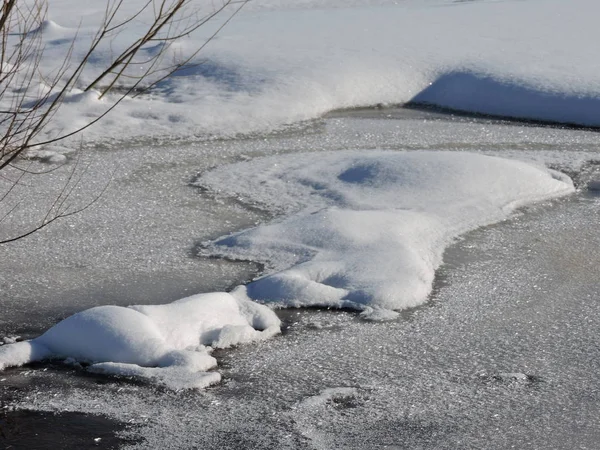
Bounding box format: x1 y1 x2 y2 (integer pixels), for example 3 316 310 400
3 0 600 146
199 151 574 315
1 0 599 443
0 293 280 390
410 71 600 127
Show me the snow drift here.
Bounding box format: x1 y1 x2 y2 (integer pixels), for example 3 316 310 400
0 293 280 390
198 151 574 318
410 71 600 127
5 0 600 145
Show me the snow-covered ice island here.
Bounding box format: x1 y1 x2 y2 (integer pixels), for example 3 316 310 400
2 0 600 448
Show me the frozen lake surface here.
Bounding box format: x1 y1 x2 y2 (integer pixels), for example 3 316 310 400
2 108 600 448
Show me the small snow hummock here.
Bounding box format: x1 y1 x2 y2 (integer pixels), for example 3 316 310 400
0 293 280 390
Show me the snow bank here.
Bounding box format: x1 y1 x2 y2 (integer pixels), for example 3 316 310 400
198 151 574 317
0 293 280 390
4 0 600 144
410 71 600 127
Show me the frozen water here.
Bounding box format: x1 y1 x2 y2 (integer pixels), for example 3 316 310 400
11 191 600 449
2 108 599 446
3 149 573 384
4 109 595 335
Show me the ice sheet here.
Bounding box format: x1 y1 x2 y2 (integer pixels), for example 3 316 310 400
14 191 600 449
0 149 573 384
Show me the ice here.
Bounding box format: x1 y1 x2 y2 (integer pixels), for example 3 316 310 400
199 151 574 313
494 373 531 382
3 113 598 448
1 150 572 384
298 387 359 409
0 293 280 389
88 363 222 390
587 180 600 191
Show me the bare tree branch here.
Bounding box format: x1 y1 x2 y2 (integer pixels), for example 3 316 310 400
0 0 247 243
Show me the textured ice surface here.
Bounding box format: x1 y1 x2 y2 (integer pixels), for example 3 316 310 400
0 293 280 389
12 190 600 449
4 108 597 338
2 109 599 447
199 151 574 313
6 149 574 382
2 104 600 446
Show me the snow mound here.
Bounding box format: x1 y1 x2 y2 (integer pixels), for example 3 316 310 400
410 71 600 127
0 293 280 390
198 151 574 314
28 19 69 36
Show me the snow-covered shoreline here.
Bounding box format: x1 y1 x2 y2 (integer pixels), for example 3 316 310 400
5 0 600 148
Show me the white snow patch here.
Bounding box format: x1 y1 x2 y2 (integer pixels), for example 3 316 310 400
199 151 574 313
28 19 71 36
0 292 280 390
1 336 20 345
410 71 600 127
4 0 600 144
25 149 68 164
